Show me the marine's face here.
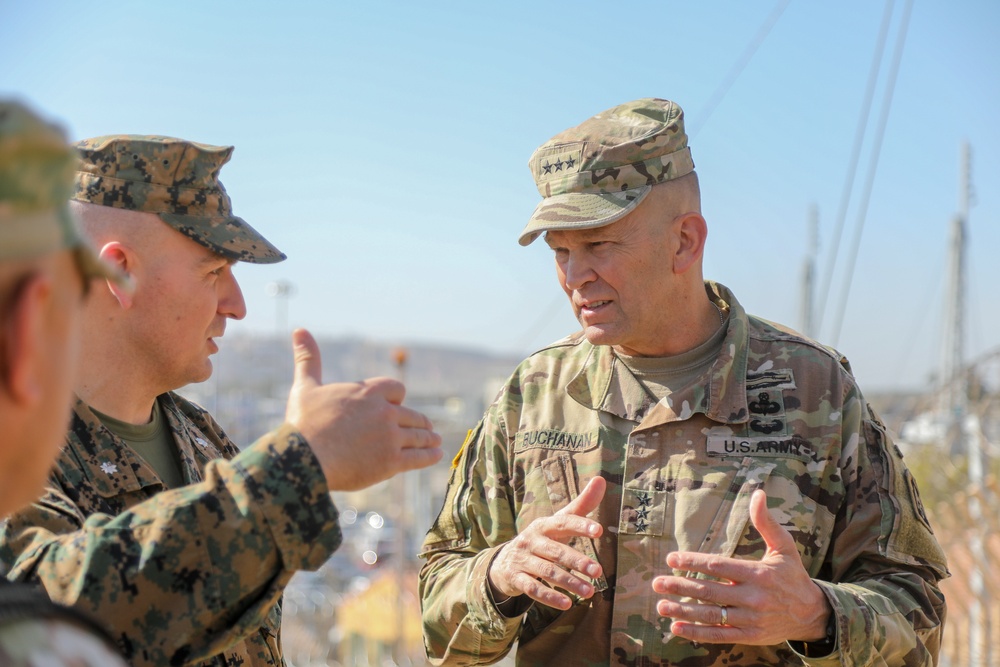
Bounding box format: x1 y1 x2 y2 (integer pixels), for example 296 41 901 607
130 224 246 391
544 195 682 357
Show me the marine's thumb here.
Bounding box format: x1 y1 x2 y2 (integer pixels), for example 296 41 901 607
291 328 323 387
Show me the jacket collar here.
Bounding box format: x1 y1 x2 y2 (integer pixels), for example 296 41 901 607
65 393 220 499
565 281 750 427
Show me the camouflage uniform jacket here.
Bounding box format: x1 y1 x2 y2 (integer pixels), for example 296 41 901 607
0 392 342 667
419 282 948 667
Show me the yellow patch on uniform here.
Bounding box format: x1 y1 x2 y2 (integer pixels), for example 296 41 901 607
452 428 475 469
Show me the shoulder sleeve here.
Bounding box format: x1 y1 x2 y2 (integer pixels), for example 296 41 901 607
418 405 525 666
790 393 949 666
0 423 341 667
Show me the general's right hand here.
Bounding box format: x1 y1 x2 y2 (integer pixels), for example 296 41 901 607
487 475 606 610
285 328 443 491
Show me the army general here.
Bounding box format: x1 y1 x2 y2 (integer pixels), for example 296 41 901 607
418 98 947 666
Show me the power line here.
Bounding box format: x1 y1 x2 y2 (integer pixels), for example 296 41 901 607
830 0 915 346
689 0 791 138
814 0 896 335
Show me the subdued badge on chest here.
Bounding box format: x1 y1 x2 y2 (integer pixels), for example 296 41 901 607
514 429 599 453
745 367 796 437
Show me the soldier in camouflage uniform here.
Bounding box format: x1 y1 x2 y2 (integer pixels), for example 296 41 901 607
0 100 128 666
0 134 444 666
419 98 948 666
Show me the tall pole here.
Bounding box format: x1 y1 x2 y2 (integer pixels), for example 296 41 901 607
266 280 295 336
941 212 966 447
800 204 818 338
954 142 989 667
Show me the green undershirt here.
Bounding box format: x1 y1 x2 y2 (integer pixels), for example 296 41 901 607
91 401 185 489
615 316 729 403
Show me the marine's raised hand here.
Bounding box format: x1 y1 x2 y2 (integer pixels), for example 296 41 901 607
285 328 444 491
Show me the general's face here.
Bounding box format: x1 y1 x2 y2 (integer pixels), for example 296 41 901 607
130 226 246 391
544 195 684 357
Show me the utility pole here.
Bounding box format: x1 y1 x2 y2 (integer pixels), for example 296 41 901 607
953 142 990 667
799 204 818 338
266 280 296 335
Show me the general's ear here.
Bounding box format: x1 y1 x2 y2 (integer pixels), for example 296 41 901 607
1 273 50 405
671 212 708 274
98 241 134 309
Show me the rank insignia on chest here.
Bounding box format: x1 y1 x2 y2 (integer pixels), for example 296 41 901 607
619 487 665 536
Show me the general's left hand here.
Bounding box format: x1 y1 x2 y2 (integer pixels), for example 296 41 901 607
651 489 832 645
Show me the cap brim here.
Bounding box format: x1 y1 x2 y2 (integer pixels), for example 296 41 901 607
518 187 651 246
159 213 286 264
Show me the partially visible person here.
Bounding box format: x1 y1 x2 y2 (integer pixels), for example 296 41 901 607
0 99 129 666
0 134 444 667
419 98 948 666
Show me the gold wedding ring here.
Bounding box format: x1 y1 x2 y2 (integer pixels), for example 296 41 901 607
719 604 729 626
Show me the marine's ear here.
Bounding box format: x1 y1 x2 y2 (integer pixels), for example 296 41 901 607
0 272 51 405
98 241 134 309
671 212 707 275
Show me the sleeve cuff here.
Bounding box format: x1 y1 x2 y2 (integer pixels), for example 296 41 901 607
786 579 865 666
231 423 342 571
468 545 530 637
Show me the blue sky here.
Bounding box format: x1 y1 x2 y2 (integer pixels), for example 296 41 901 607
3 0 997 391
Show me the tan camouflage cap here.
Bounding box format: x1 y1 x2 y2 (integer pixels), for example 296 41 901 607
0 100 126 287
519 98 695 246
72 135 285 264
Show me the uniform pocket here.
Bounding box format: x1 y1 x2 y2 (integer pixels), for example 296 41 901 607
537 455 608 594
258 603 282 664
692 457 775 560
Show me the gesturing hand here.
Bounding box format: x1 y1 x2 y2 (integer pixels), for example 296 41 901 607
488 475 606 611
285 328 444 491
651 489 831 645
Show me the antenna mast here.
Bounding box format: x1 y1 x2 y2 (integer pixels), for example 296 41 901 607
941 143 969 451
799 204 818 338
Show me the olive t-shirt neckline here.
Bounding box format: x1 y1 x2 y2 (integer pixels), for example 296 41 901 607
90 400 185 489
615 316 729 403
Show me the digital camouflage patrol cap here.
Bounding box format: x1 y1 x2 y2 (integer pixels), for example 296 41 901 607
72 135 285 264
0 100 126 286
519 98 695 246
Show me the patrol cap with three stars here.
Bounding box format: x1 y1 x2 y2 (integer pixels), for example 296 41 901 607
72 135 285 264
519 98 695 246
0 100 127 287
